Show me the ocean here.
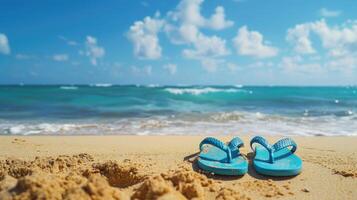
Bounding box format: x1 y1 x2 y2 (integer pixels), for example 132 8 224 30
0 85 356 136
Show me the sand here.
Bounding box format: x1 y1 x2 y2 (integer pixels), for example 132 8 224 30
0 135 356 200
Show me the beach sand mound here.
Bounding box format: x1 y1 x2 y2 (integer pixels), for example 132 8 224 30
0 154 243 200
0 154 130 200
93 160 147 188
216 188 250 200
132 165 223 200
132 176 187 200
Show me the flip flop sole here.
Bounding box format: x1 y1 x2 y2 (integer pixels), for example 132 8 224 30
198 146 248 176
253 146 302 176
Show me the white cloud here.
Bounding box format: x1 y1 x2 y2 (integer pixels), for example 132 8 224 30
181 33 229 72
182 34 230 59
165 0 233 44
127 0 233 71
53 54 69 62
127 14 164 60
233 26 278 58
282 19 357 75
58 36 78 46
200 58 225 72
163 63 177 75
287 24 316 54
0 33 10 55
131 65 152 76
319 8 341 18
280 55 322 74
164 0 232 71
172 0 205 27
206 6 234 30
326 55 357 73
287 19 357 57
310 20 357 57
169 0 233 31
85 36 105 65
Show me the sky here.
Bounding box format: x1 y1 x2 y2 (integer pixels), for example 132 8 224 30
1 0 357 85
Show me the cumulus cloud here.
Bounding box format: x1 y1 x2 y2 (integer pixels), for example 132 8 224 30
280 55 322 74
181 33 229 72
127 0 233 71
168 0 233 33
53 54 69 62
165 0 233 44
287 19 357 57
85 36 105 65
319 8 341 18
207 6 234 30
164 0 232 71
288 19 357 75
200 58 225 72
182 34 230 59
0 33 10 55
233 26 278 58
326 56 357 72
287 24 316 54
310 20 357 57
127 13 164 60
163 63 177 75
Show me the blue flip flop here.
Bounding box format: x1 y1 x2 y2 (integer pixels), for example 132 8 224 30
250 136 302 176
197 137 248 176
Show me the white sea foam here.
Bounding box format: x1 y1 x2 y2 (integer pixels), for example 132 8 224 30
60 86 78 90
146 84 160 88
2 123 89 135
164 87 242 95
1 111 357 136
91 83 112 87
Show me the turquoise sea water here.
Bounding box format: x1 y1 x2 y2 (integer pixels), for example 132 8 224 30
0 85 356 136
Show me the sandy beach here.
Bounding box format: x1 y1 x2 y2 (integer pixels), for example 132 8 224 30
0 135 356 199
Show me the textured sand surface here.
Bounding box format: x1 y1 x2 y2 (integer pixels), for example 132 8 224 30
0 136 356 200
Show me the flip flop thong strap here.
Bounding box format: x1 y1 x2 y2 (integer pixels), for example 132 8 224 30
199 137 232 163
228 137 244 151
251 136 298 163
272 138 297 154
250 136 274 163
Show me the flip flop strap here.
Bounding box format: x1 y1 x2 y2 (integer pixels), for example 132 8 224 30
250 136 274 163
228 137 244 151
251 136 298 163
199 137 232 163
272 137 297 154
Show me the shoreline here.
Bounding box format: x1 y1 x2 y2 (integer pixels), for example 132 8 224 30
0 135 356 199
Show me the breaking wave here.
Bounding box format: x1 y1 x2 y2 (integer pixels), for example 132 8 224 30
60 86 78 90
164 87 243 95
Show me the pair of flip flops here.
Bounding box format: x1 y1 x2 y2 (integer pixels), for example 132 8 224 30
197 136 302 176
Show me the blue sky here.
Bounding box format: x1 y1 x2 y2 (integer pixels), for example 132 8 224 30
1 0 357 85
